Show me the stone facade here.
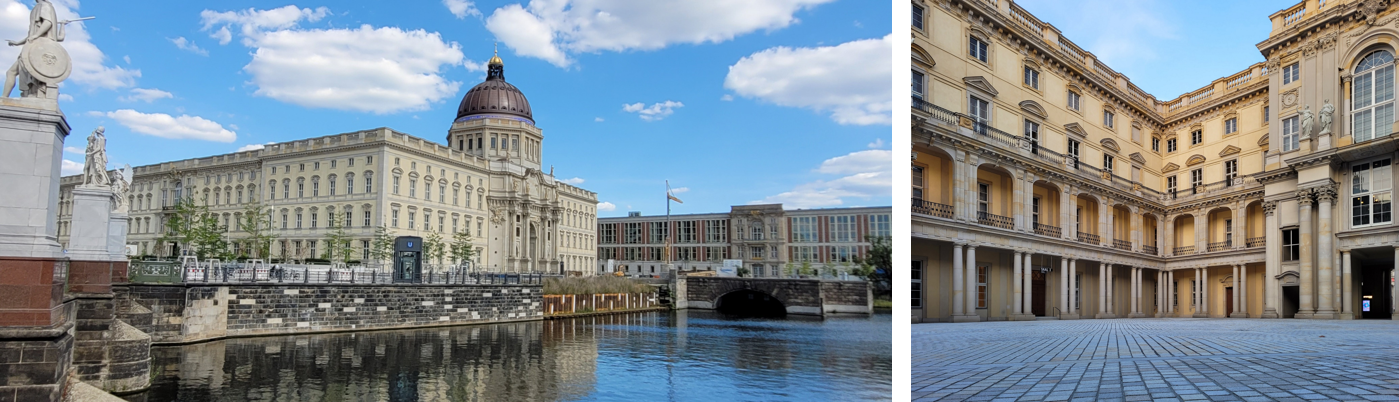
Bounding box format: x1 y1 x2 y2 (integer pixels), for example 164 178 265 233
676 276 871 315
121 284 542 343
915 0 1399 323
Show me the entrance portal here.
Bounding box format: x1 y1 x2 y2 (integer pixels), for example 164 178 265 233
1360 262 1392 319
1225 287 1233 316
1031 269 1046 317
1282 286 1298 319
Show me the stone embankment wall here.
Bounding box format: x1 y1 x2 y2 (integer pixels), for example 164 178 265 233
820 281 873 314
676 277 873 315
120 284 542 344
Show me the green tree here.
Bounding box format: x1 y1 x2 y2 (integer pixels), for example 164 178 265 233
800 261 813 277
736 267 750 278
853 235 891 282
423 230 447 269
450 230 476 269
156 197 229 260
366 226 396 269
237 202 278 259
323 213 353 264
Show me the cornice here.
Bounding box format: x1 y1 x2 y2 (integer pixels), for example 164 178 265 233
1165 189 1265 215
1256 167 1298 184
1256 1 1356 57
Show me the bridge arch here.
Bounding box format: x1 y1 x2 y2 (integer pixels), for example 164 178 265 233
714 288 787 317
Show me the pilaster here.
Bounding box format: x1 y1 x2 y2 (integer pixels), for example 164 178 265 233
1296 190 1316 319
1262 201 1280 318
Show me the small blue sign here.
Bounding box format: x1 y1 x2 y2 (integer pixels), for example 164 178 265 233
1364 299 1372 312
407 241 414 248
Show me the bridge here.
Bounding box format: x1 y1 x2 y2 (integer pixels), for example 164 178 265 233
673 276 872 317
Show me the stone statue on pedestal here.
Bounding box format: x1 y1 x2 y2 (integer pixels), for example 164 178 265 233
1299 105 1314 140
1318 99 1334 136
2 0 87 99
110 164 130 214
82 126 108 187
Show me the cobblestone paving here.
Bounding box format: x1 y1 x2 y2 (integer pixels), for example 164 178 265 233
912 319 1399 401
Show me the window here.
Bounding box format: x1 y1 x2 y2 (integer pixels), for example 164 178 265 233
281 212 288 229
408 211 416 229
1264 105 1270 123
912 70 925 98
363 210 371 227
1224 160 1238 184
1282 228 1299 261
968 95 991 128
1353 50 1396 143
912 165 925 199
312 178 320 197
969 36 988 63
976 264 988 309
1023 66 1039 89
310 210 318 228
870 214 890 237
1167 176 1177 194
1283 63 1300 85
1103 154 1114 173
297 181 304 198
425 184 431 201
362 240 369 261
1032 197 1041 224
704 220 727 243
1024 120 1039 152
1152 137 1161 152
1067 91 1080 111
295 211 303 229
1067 139 1080 166
439 185 446 203
330 160 336 169
365 173 373 193
349 158 355 167
912 4 923 30
1191 169 1203 192
391 209 399 228
1103 110 1115 128
1167 138 1177 153
329 176 336 196
829 216 857 242
1190 130 1202 145
1282 115 1300 152
977 182 990 216
1225 118 1237 135
346 174 354 195
1353 159 1393 227
1225 219 1233 243
313 162 320 170
792 216 818 242
409 179 417 198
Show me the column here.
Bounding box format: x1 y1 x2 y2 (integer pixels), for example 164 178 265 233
1167 270 1175 315
1165 215 1175 256
1012 250 1024 316
966 246 978 316
1342 250 1352 320
1203 267 1210 317
1316 186 1337 318
1262 201 1280 318
1068 259 1078 317
1232 265 1241 317
1106 263 1114 316
1393 247 1399 320
952 243 965 319
1193 268 1204 317
1023 252 1034 316
1298 190 1316 319
1024 175 1036 233
1097 262 1106 317
1061 257 1070 318
1157 218 1166 257
1156 271 1162 317
1131 267 1139 316
1242 264 1249 316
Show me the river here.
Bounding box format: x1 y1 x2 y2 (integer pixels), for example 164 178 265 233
122 311 891 401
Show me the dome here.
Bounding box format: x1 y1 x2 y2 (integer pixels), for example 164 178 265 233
455 50 533 124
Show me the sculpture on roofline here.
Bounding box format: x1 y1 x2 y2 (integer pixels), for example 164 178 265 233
2 0 91 99
1299 105 1314 140
1318 99 1334 136
82 126 108 187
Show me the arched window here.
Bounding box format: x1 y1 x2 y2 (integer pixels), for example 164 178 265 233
173 181 183 201
1354 50 1396 142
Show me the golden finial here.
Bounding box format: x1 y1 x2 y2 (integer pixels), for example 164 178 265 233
489 42 503 65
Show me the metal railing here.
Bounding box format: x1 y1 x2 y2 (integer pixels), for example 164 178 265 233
1113 239 1131 250
912 198 953 219
1142 245 1158 255
1077 232 1100 245
1247 237 1265 248
129 261 550 285
977 211 1014 230
1034 223 1061 238
1207 241 1232 252
1173 246 1196 255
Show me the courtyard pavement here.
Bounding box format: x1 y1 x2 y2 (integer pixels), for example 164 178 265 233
912 318 1399 401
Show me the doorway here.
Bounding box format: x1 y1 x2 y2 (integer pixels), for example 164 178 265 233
1031 269 1046 317
1360 263 1392 319
1225 286 1233 316
1282 286 1298 318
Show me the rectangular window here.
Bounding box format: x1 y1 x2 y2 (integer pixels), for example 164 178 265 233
391 209 399 228
1264 105 1270 123
295 211 303 229
408 212 415 229
1103 154 1114 173
1023 67 1039 89
439 185 445 203
969 36 988 63
829 216 857 242
1353 59 1395 143
968 96 990 126
1167 138 1177 153
912 70 924 98
1353 159 1393 227
409 180 417 198
1283 63 1300 85
1225 160 1238 184
1152 137 1161 152
1024 120 1039 152
1282 228 1300 261
977 182 990 216
912 4 924 30
1225 219 1233 243
1104 110 1115 128
870 214 890 237
1191 130 1202 145
329 179 336 196
1191 169 1203 192
363 210 371 227
977 264 988 309
1167 176 1177 194
912 165 925 200
792 216 819 242
1032 197 1041 224
1067 91 1080 111
393 176 400 194
1067 139 1080 166
625 222 643 244
1283 115 1300 151
362 240 370 261
366 175 373 193
1225 118 1237 135
704 220 727 243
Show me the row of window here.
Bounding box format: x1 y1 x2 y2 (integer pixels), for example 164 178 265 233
271 173 375 200
270 156 370 176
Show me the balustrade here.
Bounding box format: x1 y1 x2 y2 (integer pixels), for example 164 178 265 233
1173 246 1196 255
1207 241 1231 252
1142 245 1158 255
1113 239 1131 250
913 198 953 219
977 211 1014 230
1034 223 1061 238
1246 237 1265 248
1077 232 1100 245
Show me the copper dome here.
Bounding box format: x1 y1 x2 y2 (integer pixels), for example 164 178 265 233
455 54 533 124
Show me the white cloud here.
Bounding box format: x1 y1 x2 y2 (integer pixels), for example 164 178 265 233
560 177 584 185
61 159 83 176
724 34 891 125
484 0 833 68
102 110 237 143
443 0 480 19
236 144 263 152
622 101 683 121
753 149 890 208
211 26 232 45
0 0 140 91
202 6 466 114
594 117 604 122
169 37 208 56
670 187 689 194
867 138 884 149
720 94 734 101
63 146 83 155
122 55 130 64
119 88 173 103
58 93 73 102
597 201 616 212
462 59 487 73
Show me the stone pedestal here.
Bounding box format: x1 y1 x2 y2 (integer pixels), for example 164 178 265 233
0 103 66 259
67 186 113 262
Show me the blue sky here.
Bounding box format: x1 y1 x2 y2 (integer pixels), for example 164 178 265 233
5 0 892 218
1018 0 1296 100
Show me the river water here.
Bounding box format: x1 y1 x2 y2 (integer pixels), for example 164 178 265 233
122 311 891 401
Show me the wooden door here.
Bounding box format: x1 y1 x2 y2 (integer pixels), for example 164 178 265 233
1225 287 1233 315
1032 270 1046 316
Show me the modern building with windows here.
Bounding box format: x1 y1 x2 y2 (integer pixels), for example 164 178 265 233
914 0 1399 322
55 53 600 275
596 204 890 277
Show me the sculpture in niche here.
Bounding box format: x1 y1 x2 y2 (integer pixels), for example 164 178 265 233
1299 105 1313 140
2 0 88 99
110 164 131 214
82 126 109 187
1318 99 1334 136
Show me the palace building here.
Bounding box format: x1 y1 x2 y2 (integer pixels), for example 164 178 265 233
914 0 1399 322
54 53 601 275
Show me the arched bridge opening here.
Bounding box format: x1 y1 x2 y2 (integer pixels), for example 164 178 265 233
715 289 787 318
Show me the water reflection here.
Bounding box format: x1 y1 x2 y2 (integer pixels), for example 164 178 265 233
126 311 891 401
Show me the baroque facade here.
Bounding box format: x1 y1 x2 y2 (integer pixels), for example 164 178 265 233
596 204 890 277
914 0 1399 322
55 54 600 275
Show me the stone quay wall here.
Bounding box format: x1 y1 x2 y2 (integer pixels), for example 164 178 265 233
119 284 543 344
819 281 873 314
677 277 873 315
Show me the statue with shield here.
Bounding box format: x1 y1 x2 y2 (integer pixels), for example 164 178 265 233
2 0 92 99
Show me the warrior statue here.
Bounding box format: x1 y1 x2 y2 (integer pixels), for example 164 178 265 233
1318 99 1335 136
110 164 131 214
82 126 109 187
3 0 88 99
1299 105 1314 140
